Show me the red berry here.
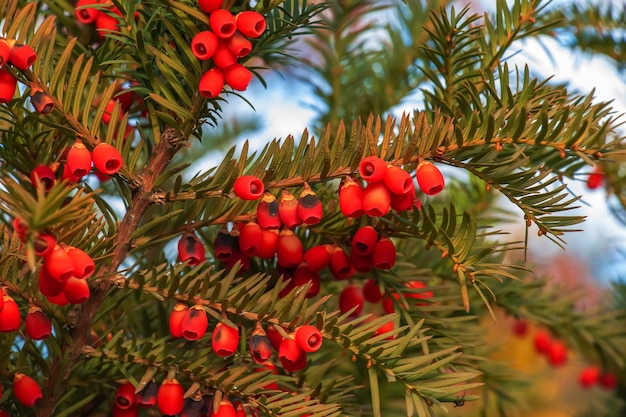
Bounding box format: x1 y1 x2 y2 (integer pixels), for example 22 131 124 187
238 222 263 257
169 303 188 338
13 374 42 407
224 63 253 91
339 177 364 217
75 0 100 24
416 161 445 196
34 233 56 258
8 44 36 70
210 9 237 38
329 247 354 280
579 366 599 389
213 41 237 69
363 278 383 303
359 156 387 183
533 329 551 354
390 184 416 212
12 217 28 241
115 382 137 409
95 9 119 37
228 32 252 57
198 0 223 13
278 189 302 228
92 143 123 175
66 140 92 178
0 38 10 66
405 281 432 304
233 175 264 200
303 244 331 271
157 379 185 416
0 68 17 104
362 182 391 217
25 307 52 340
235 11 266 38
63 276 90 304
586 167 604 190
382 295 395 313
212 322 240 357
374 320 395 340
66 246 95 279
339 285 364 316
296 186 323 225
383 166 412 195
256 192 281 229
181 305 208 341
38 267 65 297
292 264 320 298
199 68 225 99
191 31 219 60
599 373 618 390
0 295 21 332
351 226 378 256
546 340 568 367
102 98 122 124
278 337 307 372
46 291 69 306
295 325 322 352
113 404 139 417
257 228 279 259
350 250 373 273
212 399 237 417
44 245 75 282
372 237 396 270
277 229 303 268
178 232 205 266
511 319 528 337
30 165 56 192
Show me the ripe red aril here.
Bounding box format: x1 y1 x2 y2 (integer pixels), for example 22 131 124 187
210 9 237 38
212 322 240 357
256 192 281 229
38 267 65 297
181 305 209 341
63 276 91 304
339 177 364 217
416 161 445 196
212 399 237 417
579 366 599 389
30 165 56 192
92 143 123 175
233 175 264 200
278 337 307 372
363 278 384 303
199 68 225 99
303 244 331 271
586 166 604 190
329 247 354 280
351 226 378 256
228 32 252 57
238 222 263 256
44 245 75 282
197 0 223 13
235 11 266 38
224 64 253 91
278 189 301 228
25 306 52 340
599 373 617 390
0 295 21 332
297 185 323 225
75 0 100 24
293 264 320 298
383 165 412 195
66 246 95 279
157 379 185 416
8 44 36 70
257 228 279 259
178 232 205 266
65 140 92 178
372 237 396 270
359 156 387 183
0 68 17 104
533 329 551 354
339 285 364 316
191 31 219 60
295 325 323 352
169 303 188 338
547 340 568 367
115 382 137 409
362 182 391 217
13 373 42 407
277 229 303 268
34 234 56 258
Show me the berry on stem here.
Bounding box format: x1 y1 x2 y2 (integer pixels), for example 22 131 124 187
115 382 137 409
362 182 391 217
339 177 364 217
181 305 209 341
25 306 52 340
157 379 185 416
178 232 205 266
233 175 264 200
75 0 100 24
297 184 323 225
198 0 223 13
303 244 331 271
359 156 387 183
0 68 17 104
210 9 237 39
236 11 267 38
277 228 303 268
339 284 364 316
30 165 56 191
579 366 599 389
212 322 240 357
65 140 92 178
169 303 188 338
351 225 378 256
199 68 225 99
0 295 20 332
256 192 281 229
63 276 91 304
278 189 302 228
295 325 323 352
383 165 412 195
416 161 445 196
372 237 396 270
191 31 219 60
228 32 252 57
13 374 42 407
92 143 123 175
66 246 95 279
9 44 36 70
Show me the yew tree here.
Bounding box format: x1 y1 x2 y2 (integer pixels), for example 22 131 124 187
0 0 625 416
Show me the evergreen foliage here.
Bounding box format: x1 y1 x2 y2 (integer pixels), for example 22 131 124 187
0 0 625 416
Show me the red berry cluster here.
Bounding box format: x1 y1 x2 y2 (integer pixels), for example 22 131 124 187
12 218 95 306
63 140 123 182
533 328 568 367
339 157 444 218
0 38 37 104
578 366 618 391
192 2 266 98
74 0 139 38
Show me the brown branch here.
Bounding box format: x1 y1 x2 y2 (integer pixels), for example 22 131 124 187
36 127 184 417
